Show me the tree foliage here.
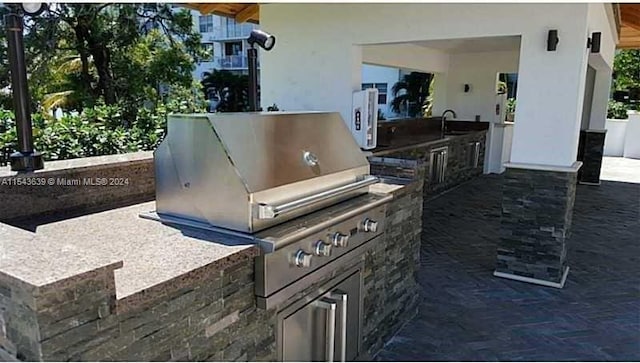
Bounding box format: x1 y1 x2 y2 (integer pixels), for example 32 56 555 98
0 4 209 163
2 3 206 114
390 72 433 118
613 50 640 91
0 85 205 161
201 70 250 112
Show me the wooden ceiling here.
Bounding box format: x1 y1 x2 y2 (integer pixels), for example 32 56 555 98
181 3 260 23
619 4 640 49
181 3 640 48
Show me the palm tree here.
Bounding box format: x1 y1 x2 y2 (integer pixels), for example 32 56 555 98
390 72 433 118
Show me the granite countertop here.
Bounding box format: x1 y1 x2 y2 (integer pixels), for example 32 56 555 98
0 151 153 178
371 129 487 156
0 201 258 300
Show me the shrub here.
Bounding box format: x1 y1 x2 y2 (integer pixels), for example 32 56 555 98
607 100 629 120
0 103 169 161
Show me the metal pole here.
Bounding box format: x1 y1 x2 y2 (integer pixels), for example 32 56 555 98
247 46 259 112
5 11 43 171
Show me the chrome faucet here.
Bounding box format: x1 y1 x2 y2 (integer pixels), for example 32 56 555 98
441 109 457 135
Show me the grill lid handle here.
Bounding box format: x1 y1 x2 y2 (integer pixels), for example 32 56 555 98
255 175 379 219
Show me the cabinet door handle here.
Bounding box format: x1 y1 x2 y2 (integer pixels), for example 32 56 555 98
315 298 337 362
330 291 348 362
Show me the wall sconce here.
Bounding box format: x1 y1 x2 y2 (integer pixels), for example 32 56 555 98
547 29 559 51
587 32 601 53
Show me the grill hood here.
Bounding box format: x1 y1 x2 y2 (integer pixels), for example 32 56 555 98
154 112 376 233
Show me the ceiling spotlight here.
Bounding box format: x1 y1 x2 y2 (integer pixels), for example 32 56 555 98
248 29 276 51
21 3 47 16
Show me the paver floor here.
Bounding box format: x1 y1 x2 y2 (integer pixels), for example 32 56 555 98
375 159 640 361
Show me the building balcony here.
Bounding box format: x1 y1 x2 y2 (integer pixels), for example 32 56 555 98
215 55 259 70
203 24 255 41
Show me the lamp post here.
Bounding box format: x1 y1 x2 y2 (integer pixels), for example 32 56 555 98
5 3 46 172
246 29 276 112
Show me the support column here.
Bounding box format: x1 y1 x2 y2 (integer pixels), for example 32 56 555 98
578 129 607 185
495 18 589 288
496 162 581 288
578 66 613 185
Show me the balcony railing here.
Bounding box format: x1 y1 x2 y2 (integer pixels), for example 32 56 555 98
203 23 255 40
215 55 260 70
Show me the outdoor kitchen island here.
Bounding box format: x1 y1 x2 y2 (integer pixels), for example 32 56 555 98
0 112 425 362
0 177 423 362
370 119 488 196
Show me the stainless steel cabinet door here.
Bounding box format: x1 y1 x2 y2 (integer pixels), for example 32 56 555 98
330 271 362 362
280 270 362 362
282 297 336 362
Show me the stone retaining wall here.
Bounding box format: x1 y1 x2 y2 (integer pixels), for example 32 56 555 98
0 252 276 362
0 152 154 222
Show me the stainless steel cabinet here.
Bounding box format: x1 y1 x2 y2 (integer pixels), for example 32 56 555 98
467 141 481 169
429 146 449 185
278 267 363 362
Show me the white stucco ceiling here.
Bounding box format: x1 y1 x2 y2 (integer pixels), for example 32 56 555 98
412 36 522 53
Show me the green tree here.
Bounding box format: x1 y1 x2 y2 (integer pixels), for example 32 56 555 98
21 3 206 114
612 49 640 91
201 70 249 112
390 72 433 118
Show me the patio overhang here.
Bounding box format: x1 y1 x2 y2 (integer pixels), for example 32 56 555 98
183 3 640 48
180 3 260 23
619 3 640 49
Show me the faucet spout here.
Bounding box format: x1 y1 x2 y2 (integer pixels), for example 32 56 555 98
441 109 457 134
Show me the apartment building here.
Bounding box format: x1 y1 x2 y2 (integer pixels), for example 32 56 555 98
191 11 258 80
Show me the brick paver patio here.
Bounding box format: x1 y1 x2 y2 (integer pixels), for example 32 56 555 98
375 158 640 361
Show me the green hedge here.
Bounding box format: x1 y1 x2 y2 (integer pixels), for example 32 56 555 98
607 100 630 120
0 104 168 161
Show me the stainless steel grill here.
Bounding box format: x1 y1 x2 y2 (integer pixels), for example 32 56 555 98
153 111 377 233
146 111 396 361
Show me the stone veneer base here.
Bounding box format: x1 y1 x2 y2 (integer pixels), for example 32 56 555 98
578 130 607 185
496 162 580 286
493 266 570 289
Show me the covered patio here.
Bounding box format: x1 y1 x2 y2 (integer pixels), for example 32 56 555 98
376 157 639 361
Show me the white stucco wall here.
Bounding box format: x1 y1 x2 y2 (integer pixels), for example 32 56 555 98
362 44 450 74
361 64 401 119
260 3 615 167
586 3 617 131
604 119 628 157
436 50 519 121
623 112 640 159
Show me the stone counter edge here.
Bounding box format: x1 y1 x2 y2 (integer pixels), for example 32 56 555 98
116 245 260 315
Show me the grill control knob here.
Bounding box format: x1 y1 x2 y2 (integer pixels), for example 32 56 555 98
363 218 379 233
314 240 332 257
294 250 312 268
332 232 349 247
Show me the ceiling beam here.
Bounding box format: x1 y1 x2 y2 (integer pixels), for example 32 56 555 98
201 3 228 14
618 25 640 49
235 4 259 23
621 4 640 31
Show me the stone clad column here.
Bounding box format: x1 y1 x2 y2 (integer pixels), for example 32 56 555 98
495 162 581 288
579 130 607 185
494 18 591 288
578 66 613 185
